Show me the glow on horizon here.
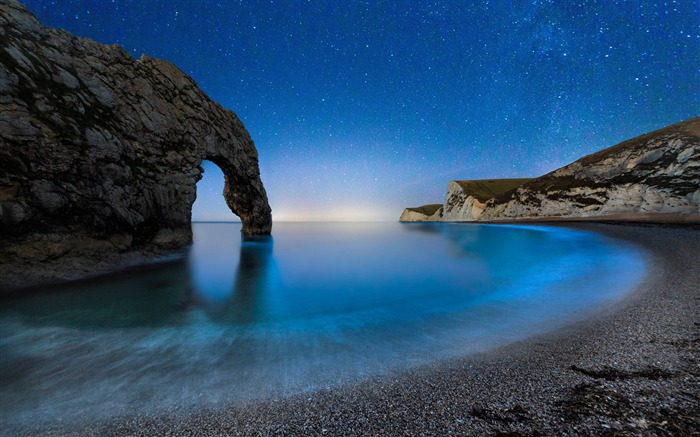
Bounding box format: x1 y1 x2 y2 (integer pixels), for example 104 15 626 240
192 160 396 222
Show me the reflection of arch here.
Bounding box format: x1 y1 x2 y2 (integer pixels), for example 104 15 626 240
190 232 273 325
226 235 274 324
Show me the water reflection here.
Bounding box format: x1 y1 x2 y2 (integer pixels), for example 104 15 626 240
188 223 239 305
188 224 276 325
0 222 647 427
0 263 188 329
211 237 274 325
400 222 443 234
1 224 276 330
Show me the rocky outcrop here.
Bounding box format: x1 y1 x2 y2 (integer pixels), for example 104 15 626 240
400 118 699 223
400 179 533 222
399 205 443 222
0 1 272 288
441 181 481 221
481 118 699 220
441 179 533 221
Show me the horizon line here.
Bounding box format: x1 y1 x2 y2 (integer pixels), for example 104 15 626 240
192 219 400 224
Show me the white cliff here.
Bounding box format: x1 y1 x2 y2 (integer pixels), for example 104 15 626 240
441 179 533 221
482 118 700 220
399 205 443 222
442 181 484 221
400 117 700 223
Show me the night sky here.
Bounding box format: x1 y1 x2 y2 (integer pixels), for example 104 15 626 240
23 1 699 222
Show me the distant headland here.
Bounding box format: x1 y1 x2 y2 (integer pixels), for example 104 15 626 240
401 117 700 223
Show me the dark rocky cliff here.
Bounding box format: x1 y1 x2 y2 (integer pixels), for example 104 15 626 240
0 0 272 288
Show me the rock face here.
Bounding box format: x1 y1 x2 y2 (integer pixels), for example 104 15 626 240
400 179 533 222
481 118 699 220
0 0 272 287
400 118 700 223
399 206 443 222
441 179 533 221
441 181 482 222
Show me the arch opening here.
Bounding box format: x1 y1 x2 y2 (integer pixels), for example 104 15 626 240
192 160 241 223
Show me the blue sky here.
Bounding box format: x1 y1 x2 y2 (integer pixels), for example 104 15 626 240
24 0 699 221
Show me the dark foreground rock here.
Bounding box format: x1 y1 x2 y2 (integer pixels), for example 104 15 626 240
0 0 271 289
4 224 698 436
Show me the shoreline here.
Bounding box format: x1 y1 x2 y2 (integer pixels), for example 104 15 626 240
0 241 189 295
4 223 699 435
3 214 697 293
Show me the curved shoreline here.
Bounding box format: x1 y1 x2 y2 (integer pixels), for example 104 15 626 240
5 223 700 436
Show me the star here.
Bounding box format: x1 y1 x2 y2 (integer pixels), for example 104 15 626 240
22 0 700 221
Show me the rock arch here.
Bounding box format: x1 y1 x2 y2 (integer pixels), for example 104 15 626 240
201 155 272 235
0 1 272 287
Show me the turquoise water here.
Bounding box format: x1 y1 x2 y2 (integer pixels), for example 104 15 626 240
0 222 646 425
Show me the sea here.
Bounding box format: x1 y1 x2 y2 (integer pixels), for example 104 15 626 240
0 222 647 425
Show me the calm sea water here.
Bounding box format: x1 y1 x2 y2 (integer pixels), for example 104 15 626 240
0 222 646 425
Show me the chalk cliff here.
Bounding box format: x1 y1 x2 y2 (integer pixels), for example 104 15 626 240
482 118 699 220
399 205 443 222
442 179 533 221
400 179 534 222
401 118 699 223
0 0 272 288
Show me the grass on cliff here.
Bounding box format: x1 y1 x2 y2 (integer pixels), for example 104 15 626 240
455 178 534 203
406 204 443 216
576 116 700 168
507 117 700 202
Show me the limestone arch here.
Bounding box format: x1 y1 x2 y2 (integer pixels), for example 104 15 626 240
196 156 272 235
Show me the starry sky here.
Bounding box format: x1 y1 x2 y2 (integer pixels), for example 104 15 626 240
24 1 699 222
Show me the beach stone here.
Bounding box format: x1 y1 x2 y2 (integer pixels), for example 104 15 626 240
0 0 272 287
